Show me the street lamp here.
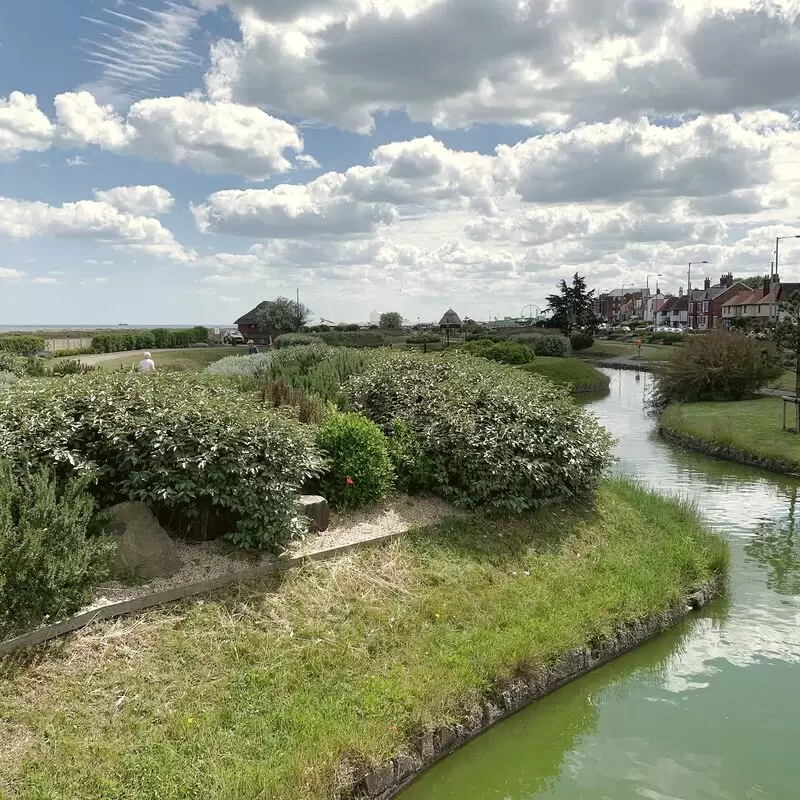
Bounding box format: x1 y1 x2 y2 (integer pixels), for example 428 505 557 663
687 261 708 293
646 273 662 292
771 235 800 324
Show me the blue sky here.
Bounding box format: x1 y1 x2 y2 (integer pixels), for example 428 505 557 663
2 1 800 325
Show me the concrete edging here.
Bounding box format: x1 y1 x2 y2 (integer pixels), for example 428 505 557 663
0 531 404 657
353 583 719 800
660 427 800 478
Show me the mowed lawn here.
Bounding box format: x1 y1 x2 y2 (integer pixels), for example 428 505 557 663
581 340 680 362
0 480 726 800
661 397 800 469
96 347 235 372
521 357 610 393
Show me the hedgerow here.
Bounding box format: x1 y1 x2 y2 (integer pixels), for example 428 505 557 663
0 373 323 550
347 351 612 512
0 335 45 355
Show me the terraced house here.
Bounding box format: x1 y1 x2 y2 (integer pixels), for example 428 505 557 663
688 274 750 330
722 275 800 327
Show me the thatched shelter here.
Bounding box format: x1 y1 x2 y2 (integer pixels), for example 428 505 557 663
439 308 462 328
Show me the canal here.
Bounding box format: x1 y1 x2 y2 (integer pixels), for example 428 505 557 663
400 368 800 799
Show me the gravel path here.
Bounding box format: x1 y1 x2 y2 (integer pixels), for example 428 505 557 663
81 496 464 613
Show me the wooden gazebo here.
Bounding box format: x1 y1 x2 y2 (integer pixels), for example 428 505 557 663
439 308 462 346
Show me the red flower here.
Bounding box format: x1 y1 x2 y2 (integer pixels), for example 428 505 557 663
346 476 354 486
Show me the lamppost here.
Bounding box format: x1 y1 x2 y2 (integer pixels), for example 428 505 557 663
687 261 707 293
646 273 662 293
771 235 800 325
645 274 662 323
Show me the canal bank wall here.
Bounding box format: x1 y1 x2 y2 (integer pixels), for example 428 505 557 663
354 582 719 800
659 428 800 478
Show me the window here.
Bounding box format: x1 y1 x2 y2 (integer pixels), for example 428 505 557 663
703 301 709 312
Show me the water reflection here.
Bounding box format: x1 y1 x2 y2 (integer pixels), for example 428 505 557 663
401 368 800 800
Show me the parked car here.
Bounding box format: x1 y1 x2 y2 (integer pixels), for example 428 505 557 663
222 329 245 345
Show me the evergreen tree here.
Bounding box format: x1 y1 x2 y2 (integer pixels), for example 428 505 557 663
545 273 600 335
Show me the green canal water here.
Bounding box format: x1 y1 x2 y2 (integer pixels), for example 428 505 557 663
401 369 800 800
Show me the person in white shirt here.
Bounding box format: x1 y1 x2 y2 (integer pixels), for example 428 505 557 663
138 351 156 373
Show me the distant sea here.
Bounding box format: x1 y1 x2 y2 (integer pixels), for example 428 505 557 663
0 324 232 333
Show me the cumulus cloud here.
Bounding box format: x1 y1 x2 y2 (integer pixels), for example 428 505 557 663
204 0 800 132
54 92 304 179
0 92 54 161
0 196 194 262
32 277 59 285
93 185 175 216
0 267 26 281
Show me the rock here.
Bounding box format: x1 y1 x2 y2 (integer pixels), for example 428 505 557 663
298 495 329 533
109 501 183 580
434 724 457 753
362 762 394 797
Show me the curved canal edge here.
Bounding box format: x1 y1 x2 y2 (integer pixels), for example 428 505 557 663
659 427 800 478
352 582 720 800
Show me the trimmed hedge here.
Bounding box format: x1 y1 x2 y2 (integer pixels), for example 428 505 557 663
314 413 395 510
0 335 45 355
461 339 534 365
530 334 572 358
90 327 208 353
0 373 323 550
347 352 612 512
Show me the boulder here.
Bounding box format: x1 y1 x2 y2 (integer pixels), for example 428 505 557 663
108 501 183 580
298 495 330 533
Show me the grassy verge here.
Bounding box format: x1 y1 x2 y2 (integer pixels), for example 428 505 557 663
661 397 800 470
581 340 679 361
521 357 610 393
97 347 233 372
768 370 798 393
0 479 726 800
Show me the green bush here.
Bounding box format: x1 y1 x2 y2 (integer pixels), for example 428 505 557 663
0 463 114 637
652 329 782 408
347 352 612 512
569 332 594 351
0 353 25 377
0 371 19 391
461 339 533 365
318 331 387 348
50 359 98 377
23 357 50 377
0 335 45 355
90 327 208 353
275 333 323 348
314 413 395 510
385 419 435 494
529 334 572 358
0 373 323 550
51 347 95 357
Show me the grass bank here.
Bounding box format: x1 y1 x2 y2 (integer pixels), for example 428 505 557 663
0 479 726 800
661 397 800 471
94 347 233 372
581 340 679 362
521 357 610 393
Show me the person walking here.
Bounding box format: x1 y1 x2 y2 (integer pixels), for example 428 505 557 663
247 340 259 355
138 351 156 373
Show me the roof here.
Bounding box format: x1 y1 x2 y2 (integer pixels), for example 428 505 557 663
235 301 269 325
439 308 462 327
605 287 648 298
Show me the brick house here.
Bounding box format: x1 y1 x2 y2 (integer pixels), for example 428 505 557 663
234 302 282 346
688 274 751 329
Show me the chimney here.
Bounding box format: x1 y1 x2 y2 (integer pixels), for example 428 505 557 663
678 286 684 297
773 272 780 286
720 273 733 288
704 277 711 290
763 275 771 296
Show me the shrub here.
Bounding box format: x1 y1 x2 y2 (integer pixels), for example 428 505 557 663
50 359 98 377
461 339 533 365
0 371 19 391
275 333 323 348
0 353 25 377
23 357 51 377
347 352 612 512
569 332 594 351
651 329 782 409
314 413 395 510
204 352 273 380
0 335 45 355
529 334 572 358
51 347 95 358
260 377 329 424
0 373 323 550
90 327 208 353
385 419 435 494
318 331 387 348
0 463 114 637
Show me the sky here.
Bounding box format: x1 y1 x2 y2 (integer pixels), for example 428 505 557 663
2 1 800 326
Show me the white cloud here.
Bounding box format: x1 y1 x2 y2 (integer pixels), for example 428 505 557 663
0 267 26 281
47 270 65 276
93 185 175 216
54 91 303 179
66 155 87 167
204 1 800 132
32 277 59 285
0 196 194 263
295 153 321 169
0 92 54 161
